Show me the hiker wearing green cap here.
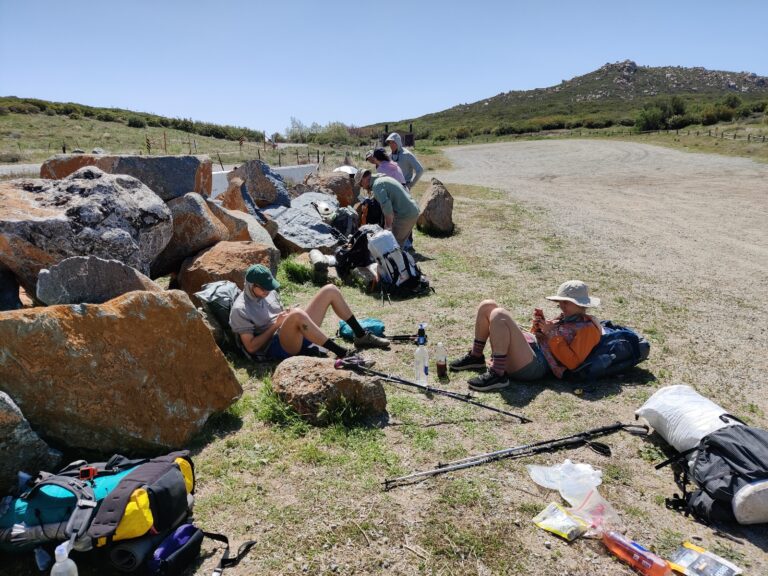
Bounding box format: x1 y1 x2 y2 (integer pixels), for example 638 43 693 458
229 264 390 360
449 280 602 392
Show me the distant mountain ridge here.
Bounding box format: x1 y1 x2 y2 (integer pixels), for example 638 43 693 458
382 60 768 138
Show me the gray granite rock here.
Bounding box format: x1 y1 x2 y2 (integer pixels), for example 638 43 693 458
36 256 163 305
0 167 172 294
0 391 62 495
231 160 291 208
264 192 342 255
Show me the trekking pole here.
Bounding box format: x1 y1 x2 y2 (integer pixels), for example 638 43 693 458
382 422 648 489
334 358 531 423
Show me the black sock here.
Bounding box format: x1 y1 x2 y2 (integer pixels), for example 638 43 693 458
323 338 349 358
344 315 366 338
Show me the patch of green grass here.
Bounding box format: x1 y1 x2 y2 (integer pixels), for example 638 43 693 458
279 257 313 285
253 382 311 437
438 478 485 507
402 424 438 450
638 443 666 463
603 463 633 485
711 541 747 564
654 528 684 557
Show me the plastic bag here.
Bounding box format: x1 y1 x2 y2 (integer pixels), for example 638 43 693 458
527 460 619 531
531 502 589 541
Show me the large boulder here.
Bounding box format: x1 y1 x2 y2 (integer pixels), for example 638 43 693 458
0 167 172 294
417 178 454 236
264 192 341 255
218 176 250 213
205 199 277 244
151 193 229 277
271 356 386 425
303 172 356 207
231 160 291 208
36 256 163 305
0 290 242 453
178 241 280 298
0 267 22 311
40 154 212 201
0 391 62 495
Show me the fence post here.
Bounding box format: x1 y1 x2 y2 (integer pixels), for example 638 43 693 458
747 134 751 142
257 149 261 161
278 150 282 166
296 149 299 164
317 150 320 163
708 130 711 137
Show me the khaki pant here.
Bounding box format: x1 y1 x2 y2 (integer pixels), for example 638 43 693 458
391 214 418 248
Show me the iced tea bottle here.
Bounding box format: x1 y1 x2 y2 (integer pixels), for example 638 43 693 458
601 531 672 576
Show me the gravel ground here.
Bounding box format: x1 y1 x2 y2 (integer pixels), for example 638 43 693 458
433 140 768 409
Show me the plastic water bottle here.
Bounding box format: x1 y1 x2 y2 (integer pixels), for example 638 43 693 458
435 342 448 379
50 542 78 576
414 339 429 386
601 531 671 576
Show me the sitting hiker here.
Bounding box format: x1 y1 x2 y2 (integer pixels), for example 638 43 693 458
450 280 602 392
355 168 420 248
229 264 389 360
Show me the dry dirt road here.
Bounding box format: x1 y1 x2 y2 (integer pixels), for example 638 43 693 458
433 139 768 413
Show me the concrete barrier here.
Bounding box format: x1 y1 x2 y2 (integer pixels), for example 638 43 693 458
211 164 320 198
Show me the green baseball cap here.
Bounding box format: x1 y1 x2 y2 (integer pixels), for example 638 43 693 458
245 264 280 291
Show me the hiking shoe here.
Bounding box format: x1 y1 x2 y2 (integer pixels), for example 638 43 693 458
449 353 486 372
340 354 376 369
354 331 390 350
468 370 510 392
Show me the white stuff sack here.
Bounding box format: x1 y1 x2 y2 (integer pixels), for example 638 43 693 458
367 229 406 285
634 385 736 453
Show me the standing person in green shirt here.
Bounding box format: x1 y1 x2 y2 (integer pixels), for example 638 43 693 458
354 169 419 248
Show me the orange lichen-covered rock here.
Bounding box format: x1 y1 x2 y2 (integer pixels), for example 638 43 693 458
0 290 242 453
178 240 279 299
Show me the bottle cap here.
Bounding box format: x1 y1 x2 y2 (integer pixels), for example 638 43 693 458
54 542 69 562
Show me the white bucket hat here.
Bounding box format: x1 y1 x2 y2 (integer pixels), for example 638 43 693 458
546 280 600 308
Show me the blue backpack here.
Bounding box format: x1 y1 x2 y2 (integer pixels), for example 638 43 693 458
564 320 650 381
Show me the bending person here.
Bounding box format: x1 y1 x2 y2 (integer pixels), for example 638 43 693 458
365 147 406 184
229 264 389 361
355 169 419 248
449 280 602 391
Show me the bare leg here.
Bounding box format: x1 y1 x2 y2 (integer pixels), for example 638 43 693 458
472 299 500 348
487 307 536 373
277 309 332 355
303 285 353 327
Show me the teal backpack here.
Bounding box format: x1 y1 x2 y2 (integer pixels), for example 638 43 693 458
337 318 386 341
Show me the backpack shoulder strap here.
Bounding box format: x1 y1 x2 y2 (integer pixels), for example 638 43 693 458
203 531 258 576
23 476 98 540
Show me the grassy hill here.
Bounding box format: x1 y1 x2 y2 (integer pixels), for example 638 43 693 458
374 60 768 141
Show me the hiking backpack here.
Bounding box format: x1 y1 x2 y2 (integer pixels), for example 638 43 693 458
329 206 360 237
563 320 650 381
366 229 433 299
334 227 375 278
194 280 243 351
659 423 768 525
1 452 194 562
357 197 384 228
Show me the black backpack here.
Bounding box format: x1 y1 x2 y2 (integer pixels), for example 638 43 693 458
357 198 384 227
659 423 768 524
334 228 374 277
563 320 650 381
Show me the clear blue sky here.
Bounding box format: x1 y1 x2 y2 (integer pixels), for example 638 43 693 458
1 0 766 136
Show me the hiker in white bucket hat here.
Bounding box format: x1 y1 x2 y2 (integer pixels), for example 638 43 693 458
449 280 602 392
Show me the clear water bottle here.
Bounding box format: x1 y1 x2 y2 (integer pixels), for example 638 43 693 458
435 342 448 379
50 542 78 576
414 342 429 385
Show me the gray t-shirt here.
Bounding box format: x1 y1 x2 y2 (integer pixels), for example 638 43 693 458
228 287 284 344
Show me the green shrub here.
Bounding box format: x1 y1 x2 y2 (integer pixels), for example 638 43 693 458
583 116 613 129
636 107 664 131
68 112 81 120
127 116 147 128
565 119 584 129
538 116 566 130
667 114 693 129
751 101 767 113
45 108 56 116
0 106 8 116
8 102 40 114
96 111 118 122
721 94 742 109
454 126 471 140
618 118 635 126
